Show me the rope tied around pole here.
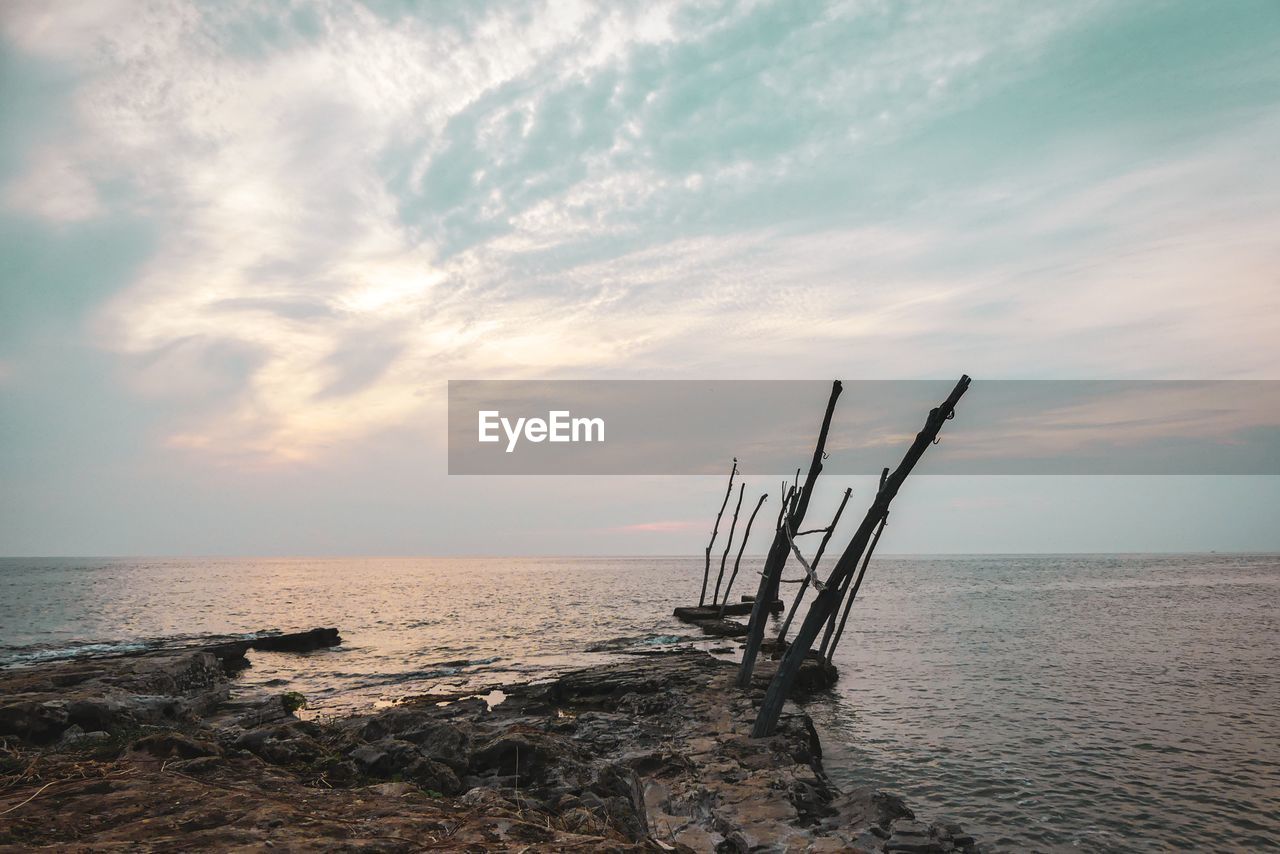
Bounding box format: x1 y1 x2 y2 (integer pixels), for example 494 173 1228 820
784 525 826 592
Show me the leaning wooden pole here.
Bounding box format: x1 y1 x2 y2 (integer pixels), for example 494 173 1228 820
777 486 853 645
720 492 768 616
737 380 843 689
712 483 746 605
823 508 889 663
699 459 737 606
752 375 970 736
818 468 887 654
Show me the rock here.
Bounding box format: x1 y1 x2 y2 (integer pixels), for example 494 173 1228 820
131 732 222 759
240 697 294 727
885 818 946 853
472 731 579 784
171 754 223 774
111 694 201 727
792 656 838 695
347 709 472 773
351 737 407 773
348 743 391 773
674 601 782 620
717 831 749 852
364 781 417 797
673 606 721 621
251 628 341 653
110 652 228 698
889 819 930 836
788 775 832 821
589 763 649 839
234 723 324 766
345 737 464 795
203 641 253 672
65 696 131 731
873 791 916 827
560 806 608 835
459 786 510 809
400 721 471 772
0 642 983 853
61 728 111 746
1 651 230 745
406 757 462 795
885 840 947 854
0 699 69 743
693 618 750 637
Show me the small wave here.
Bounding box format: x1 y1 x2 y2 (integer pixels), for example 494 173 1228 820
586 634 688 653
1 639 158 665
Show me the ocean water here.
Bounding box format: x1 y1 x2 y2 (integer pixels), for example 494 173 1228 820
1 554 1276 851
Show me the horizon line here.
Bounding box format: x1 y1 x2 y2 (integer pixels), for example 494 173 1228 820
2 550 1276 561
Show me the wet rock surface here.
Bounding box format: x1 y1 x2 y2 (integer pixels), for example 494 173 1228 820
0 639 982 852
881 818 982 854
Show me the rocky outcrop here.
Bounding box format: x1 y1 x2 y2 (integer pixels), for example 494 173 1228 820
204 626 342 668
0 642 982 852
0 650 228 743
0 628 344 745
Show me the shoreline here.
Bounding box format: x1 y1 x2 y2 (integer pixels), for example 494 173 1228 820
0 630 981 852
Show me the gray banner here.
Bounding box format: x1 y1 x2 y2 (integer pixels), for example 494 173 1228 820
447 380 1280 475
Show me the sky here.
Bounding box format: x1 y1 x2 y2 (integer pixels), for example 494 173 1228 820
1 0 1278 556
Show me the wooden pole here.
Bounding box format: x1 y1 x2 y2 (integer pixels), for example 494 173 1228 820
777 486 852 645
823 509 889 664
818 468 887 655
712 483 746 605
720 492 768 616
737 380 843 689
752 375 970 736
699 459 737 606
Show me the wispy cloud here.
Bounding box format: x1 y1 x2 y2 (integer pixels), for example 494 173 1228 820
2 0 1278 468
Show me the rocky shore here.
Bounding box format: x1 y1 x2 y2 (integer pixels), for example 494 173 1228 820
0 630 981 852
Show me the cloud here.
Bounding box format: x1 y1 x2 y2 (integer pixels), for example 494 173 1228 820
1 0 1277 469
4 150 103 222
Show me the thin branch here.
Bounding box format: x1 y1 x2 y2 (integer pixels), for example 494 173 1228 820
719 492 768 615
699 458 737 606
712 483 746 605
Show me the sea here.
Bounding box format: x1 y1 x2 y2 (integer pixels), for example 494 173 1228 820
1 554 1276 852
